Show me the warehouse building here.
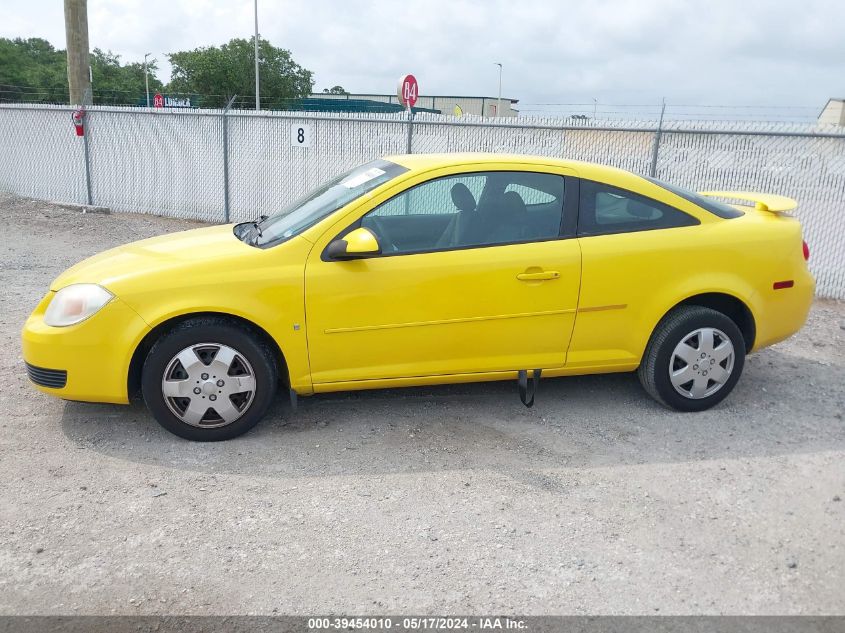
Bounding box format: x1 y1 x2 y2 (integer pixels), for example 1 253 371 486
311 92 520 117
818 98 845 125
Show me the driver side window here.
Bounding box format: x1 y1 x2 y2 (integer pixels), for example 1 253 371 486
369 175 485 218
360 171 565 255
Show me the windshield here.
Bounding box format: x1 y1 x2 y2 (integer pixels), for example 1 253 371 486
244 159 408 247
643 175 744 219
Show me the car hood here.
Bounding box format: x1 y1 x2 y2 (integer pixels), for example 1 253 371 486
50 224 257 292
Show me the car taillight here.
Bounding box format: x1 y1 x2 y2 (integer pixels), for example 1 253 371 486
802 240 810 261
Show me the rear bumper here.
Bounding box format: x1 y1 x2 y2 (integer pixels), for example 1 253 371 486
21 293 150 404
752 268 815 351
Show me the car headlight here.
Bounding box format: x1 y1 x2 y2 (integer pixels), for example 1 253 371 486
44 284 114 327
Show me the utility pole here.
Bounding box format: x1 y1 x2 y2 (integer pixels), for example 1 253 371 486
64 0 91 105
254 0 260 111
144 53 152 107
495 62 502 117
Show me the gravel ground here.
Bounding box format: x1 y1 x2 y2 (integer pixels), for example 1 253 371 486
0 192 843 616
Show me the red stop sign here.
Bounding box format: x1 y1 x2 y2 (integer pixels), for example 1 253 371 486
397 74 418 108
153 93 164 108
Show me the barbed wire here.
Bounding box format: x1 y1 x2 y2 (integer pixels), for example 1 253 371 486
521 101 821 110
0 84 831 122
518 101 823 123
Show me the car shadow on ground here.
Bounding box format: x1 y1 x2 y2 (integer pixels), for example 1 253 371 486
59 347 845 480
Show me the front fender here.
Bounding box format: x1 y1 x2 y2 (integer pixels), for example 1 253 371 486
118 239 314 394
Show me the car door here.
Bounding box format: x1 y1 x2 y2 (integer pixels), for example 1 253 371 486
567 177 703 369
304 165 582 386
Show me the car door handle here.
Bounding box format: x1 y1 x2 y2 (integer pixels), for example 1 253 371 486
516 270 560 281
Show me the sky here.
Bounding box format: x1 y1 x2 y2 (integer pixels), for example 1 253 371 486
2 0 843 119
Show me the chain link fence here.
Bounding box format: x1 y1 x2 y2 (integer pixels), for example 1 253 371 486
1 103 844 299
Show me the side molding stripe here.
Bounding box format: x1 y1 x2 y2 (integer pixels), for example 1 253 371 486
325 308 577 334
576 304 628 313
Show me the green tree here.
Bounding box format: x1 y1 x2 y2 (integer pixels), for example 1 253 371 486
0 37 164 105
90 48 163 105
323 85 347 94
167 37 314 108
0 37 67 103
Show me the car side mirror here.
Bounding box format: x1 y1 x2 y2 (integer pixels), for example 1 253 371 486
326 227 381 260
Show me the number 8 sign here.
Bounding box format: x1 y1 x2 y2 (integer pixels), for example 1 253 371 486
397 74 419 109
290 124 312 148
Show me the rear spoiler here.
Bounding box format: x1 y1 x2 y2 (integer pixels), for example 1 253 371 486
697 191 798 213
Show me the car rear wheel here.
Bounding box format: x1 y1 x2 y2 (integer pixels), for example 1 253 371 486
142 318 278 440
638 306 745 411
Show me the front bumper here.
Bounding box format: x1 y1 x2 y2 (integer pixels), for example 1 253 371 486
25 362 68 389
21 292 151 404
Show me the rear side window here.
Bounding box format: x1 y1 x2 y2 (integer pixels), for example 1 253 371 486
578 180 699 236
643 176 744 219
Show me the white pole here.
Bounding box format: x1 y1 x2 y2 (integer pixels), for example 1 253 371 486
144 52 151 107
254 0 260 111
495 62 502 117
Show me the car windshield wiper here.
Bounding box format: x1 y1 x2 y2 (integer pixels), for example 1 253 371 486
250 215 268 239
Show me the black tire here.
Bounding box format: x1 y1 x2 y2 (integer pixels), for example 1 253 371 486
142 317 278 441
638 306 746 412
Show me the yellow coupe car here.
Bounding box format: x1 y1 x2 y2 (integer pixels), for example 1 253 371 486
22 154 814 440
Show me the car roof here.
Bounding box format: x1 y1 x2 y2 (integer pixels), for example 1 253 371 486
385 153 633 181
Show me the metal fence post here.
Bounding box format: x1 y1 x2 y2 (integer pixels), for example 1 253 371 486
222 95 237 223
648 99 666 177
406 109 415 154
82 111 93 205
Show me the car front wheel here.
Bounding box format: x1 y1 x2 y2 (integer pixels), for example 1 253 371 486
141 318 278 440
638 306 746 411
